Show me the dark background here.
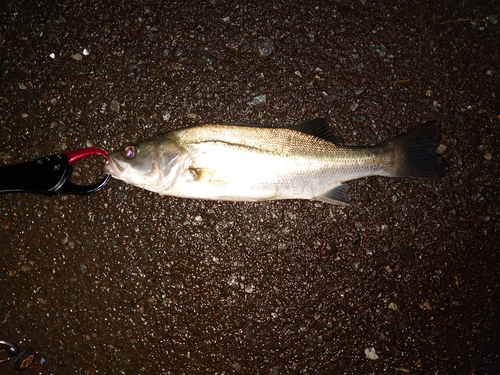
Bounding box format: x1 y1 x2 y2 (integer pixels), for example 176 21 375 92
1 1 498 374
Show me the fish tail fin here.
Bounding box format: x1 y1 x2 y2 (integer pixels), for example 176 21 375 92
381 121 448 178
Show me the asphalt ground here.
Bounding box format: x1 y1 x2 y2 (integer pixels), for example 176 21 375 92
1 1 499 374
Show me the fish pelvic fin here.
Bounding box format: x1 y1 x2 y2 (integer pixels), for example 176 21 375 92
381 121 448 179
315 183 351 206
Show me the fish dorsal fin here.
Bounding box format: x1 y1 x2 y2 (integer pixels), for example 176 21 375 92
291 118 343 145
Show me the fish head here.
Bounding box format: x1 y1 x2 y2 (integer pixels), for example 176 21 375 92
105 135 184 193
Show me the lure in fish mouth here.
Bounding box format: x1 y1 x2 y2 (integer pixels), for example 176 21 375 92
104 118 447 205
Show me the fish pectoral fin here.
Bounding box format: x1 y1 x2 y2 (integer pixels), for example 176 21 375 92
315 183 351 205
187 166 229 187
188 166 203 181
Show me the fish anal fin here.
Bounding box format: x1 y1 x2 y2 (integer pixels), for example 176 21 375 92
291 118 343 145
315 183 351 205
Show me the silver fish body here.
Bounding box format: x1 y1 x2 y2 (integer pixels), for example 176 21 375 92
105 119 447 205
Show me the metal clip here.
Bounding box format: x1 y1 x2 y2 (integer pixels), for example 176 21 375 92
0 340 37 371
0 147 110 195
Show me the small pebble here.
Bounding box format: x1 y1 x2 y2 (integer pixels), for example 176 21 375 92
258 40 274 57
244 284 255 293
377 43 387 56
364 347 379 360
231 362 242 372
420 301 431 310
117 191 127 201
277 243 287 251
174 47 183 57
247 94 266 106
110 100 120 113
161 110 171 121
21 265 32 273
436 144 447 154
355 85 367 95
71 53 83 61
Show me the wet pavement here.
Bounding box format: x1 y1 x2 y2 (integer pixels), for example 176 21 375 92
1 1 499 374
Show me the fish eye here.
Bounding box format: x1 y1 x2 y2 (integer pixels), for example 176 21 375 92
123 145 138 159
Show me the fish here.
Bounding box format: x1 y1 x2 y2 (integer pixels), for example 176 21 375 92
104 118 447 205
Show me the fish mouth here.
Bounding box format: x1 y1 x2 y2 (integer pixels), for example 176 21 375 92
104 157 125 176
